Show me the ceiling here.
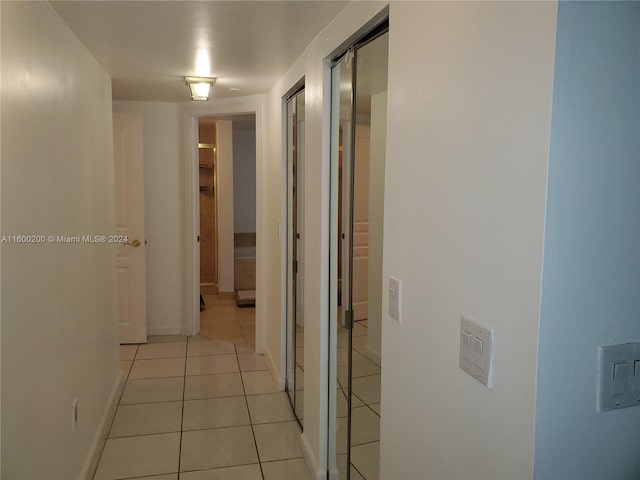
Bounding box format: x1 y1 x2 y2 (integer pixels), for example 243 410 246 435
51 1 347 102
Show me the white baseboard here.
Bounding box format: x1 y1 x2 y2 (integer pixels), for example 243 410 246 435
301 432 325 480
80 370 124 480
263 346 285 390
147 325 181 336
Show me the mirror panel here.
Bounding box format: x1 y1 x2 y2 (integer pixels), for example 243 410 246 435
286 89 305 426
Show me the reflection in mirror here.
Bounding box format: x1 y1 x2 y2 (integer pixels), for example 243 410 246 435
286 89 305 426
330 28 388 480
348 32 387 480
331 53 353 479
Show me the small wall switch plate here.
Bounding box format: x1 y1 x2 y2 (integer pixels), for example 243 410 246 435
388 276 401 322
459 316 493 387
598 342 640 412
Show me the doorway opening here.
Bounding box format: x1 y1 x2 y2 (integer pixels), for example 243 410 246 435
197 114 258 349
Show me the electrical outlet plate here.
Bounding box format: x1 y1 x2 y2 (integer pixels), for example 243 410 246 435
459 316 494 388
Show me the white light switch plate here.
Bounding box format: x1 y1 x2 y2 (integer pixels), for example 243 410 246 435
388 276 401 322
460 316 493 387
598 342 640 412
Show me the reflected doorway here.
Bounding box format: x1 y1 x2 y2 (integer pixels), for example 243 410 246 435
198 114 258 348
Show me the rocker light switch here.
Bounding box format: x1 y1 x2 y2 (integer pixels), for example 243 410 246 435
459 316 493 388
598 342 640 412
388 277 401 322
611 362 630 396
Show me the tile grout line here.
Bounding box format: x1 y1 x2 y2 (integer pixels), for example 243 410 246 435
177 338 189 476
235 343 266 480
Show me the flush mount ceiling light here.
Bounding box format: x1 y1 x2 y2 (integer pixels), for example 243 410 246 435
185 76 216 101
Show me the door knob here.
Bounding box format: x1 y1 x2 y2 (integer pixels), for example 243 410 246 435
122 239 141 247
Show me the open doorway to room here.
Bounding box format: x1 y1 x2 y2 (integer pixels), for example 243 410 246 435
197 114 258 349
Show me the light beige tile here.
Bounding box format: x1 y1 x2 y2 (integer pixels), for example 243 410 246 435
189 334 217 342
120 377 184 405
352 323 367 337
186 354 239 375
120 344 138 361
94 432 180 480
370 403 381 416
253 421 302 462
180 426 258 471
184 373 244 400
261 458 312 480
183 396 250 431
188 339 236 356
336 388 349 418
129 358 186 379
351 374 380 405
296 366 304 390
108 401 182 438
336 417 348 455
351 351 381 377
241 371 279 395
180 464 262 480
337 347 349 367
137 342 186 359
246 392 295 424
350 466 366 480
350 406 380 446
121 361 133 376
235 344 254 354
147 335 187 344
351 442 379 480
237 352 268 372
130 475 178 480
336 454 348 480
295 347 304 367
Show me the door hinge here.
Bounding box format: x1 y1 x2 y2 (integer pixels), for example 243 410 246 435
293 260 298 275
197 235 200 242
345 310 353 329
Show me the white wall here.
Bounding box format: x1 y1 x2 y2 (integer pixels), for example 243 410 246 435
1 2 120 478
217 120 235 292
112 101 184 335
534 2 640 478
366 91 387 361
380 2 557 479
233 121 257 234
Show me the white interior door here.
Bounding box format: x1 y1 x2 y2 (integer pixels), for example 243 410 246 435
113 112 147 344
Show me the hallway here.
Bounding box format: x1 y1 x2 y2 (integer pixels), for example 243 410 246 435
95 335 310 479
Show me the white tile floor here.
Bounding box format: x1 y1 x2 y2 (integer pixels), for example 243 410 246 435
96 335 312 480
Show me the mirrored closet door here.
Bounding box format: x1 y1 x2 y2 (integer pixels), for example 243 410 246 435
286 88 305 425
329 25 388 480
